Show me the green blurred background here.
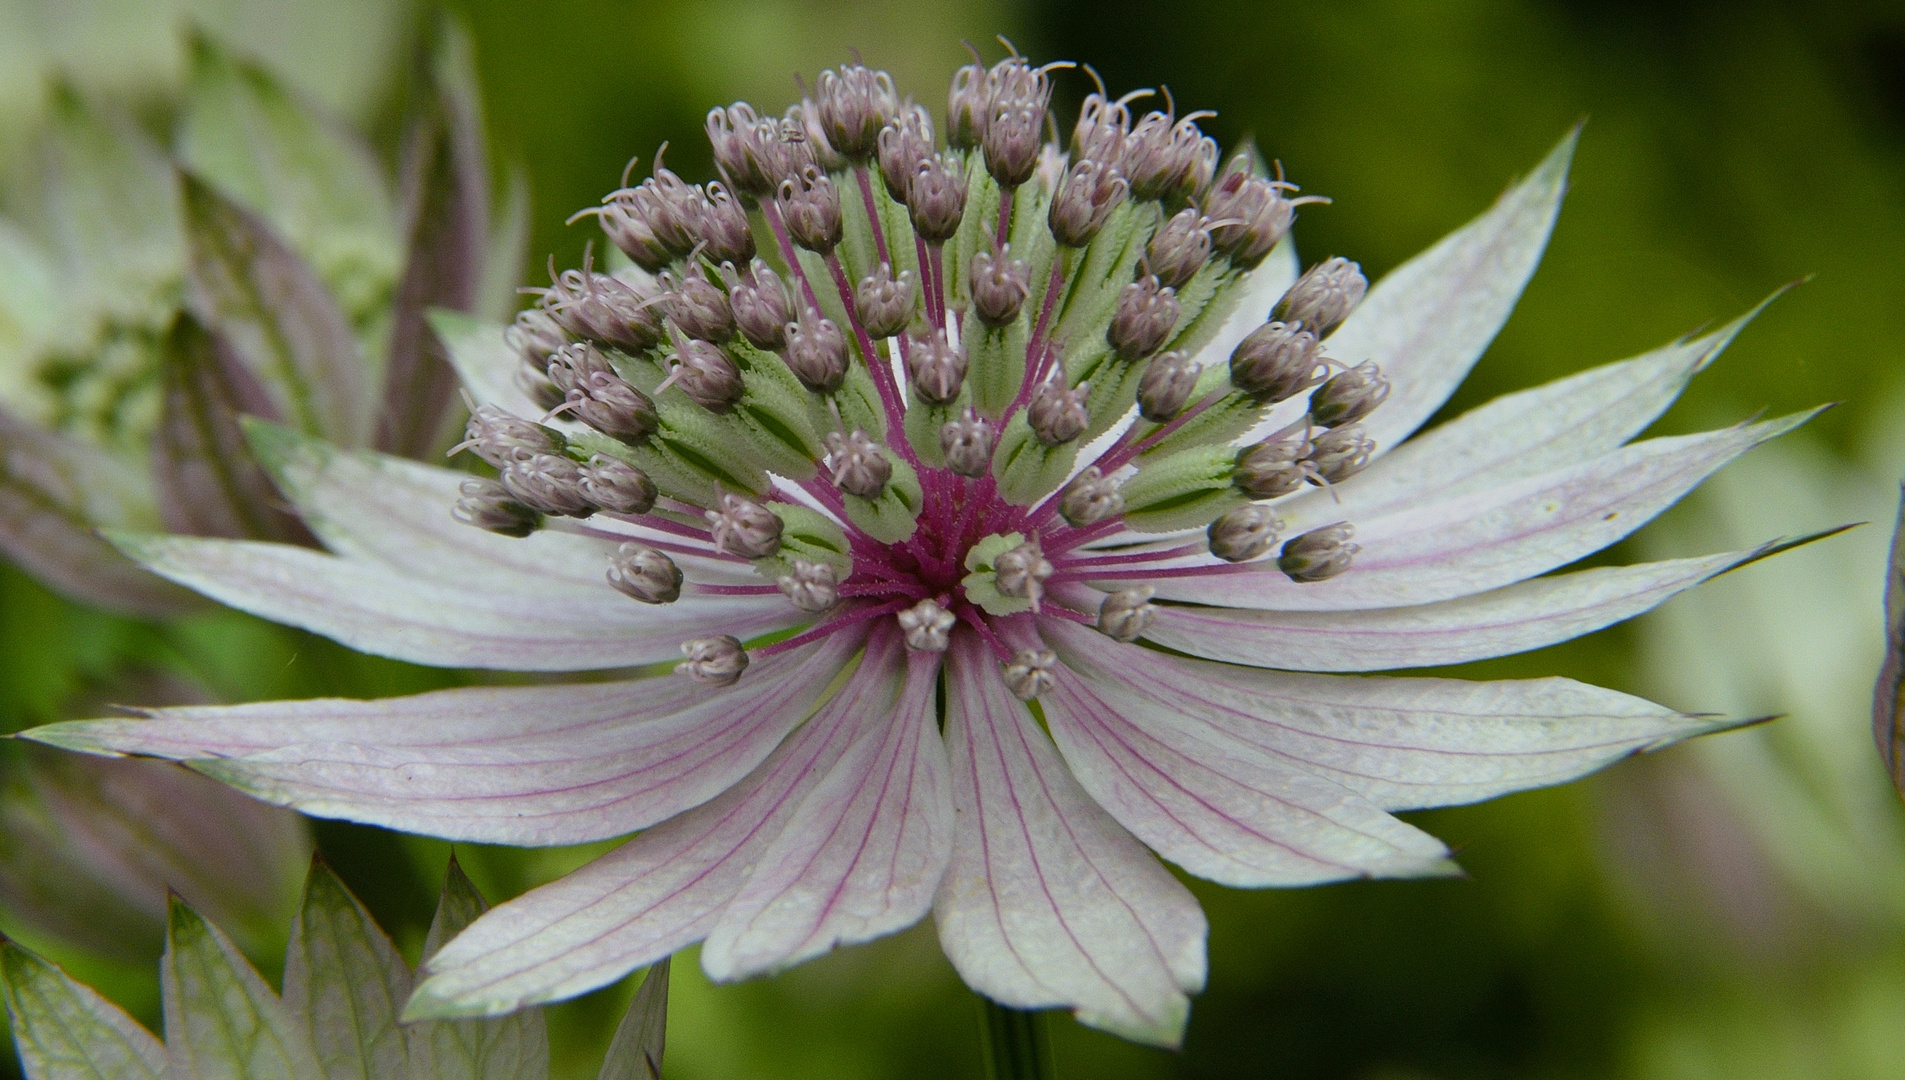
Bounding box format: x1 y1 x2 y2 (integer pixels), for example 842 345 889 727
4 1 1905 1077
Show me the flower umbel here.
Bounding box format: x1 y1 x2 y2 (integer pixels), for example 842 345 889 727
32 47 1824 1048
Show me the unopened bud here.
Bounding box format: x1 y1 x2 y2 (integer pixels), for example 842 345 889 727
946 61 989 149
1274 257 1366 336
816 63 899 159
694 181 756 266
1002 647 1057 700
707 104 801 200
876 106 935 202
453 478 539 537
543 266 665 355
1139 209 1212 290
1207 504 1280 562
501 452 593 517
659 267 736 343
897 598 956 651
725 259 793 351
1228 321 1324 403
1279 523 1358 583
578 454 657 514
608 542 682 604
550 343 659 443
1107 275 1180 362
1306 424 1373 486
678 635 748 685
663 339 745 413
1308 362 1389 427
1233 427 1313 499
994 538 1053 611
1098 586 1155 643
456 405 565 469
1125 109 1218 203
905 329 968 405
824 428 893 499
855 263 916 339
783 306 849 393
1069 93 1132 167
1048 159 1129 248
982 59 1051 188
1028 379 1090 446
940 408 996 477
1205 160 1300 270
970 247 1031 327
908 153 967 243
706 492 783 559
508 307 571 367
1137 350 1199 422
517 357 564 412
777 165 843 254
777 558 840 613
787 99 847 173
1059 466 1125 527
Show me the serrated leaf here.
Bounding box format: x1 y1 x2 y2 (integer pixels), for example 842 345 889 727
181 172 374 447
0 935 166 1080
597 959 668 1080
405 857 551 1080
161 896 324 1080
1877 486 1905 800
282 860 414 1080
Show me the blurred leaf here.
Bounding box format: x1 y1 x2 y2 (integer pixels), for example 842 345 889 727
180 172 374 447
597 958 668 1080
379 15 493 459
0 934 165 1080
1878 485 1905 800
481 166 531 326
281 860 413 1080
160 897 324 1080
406 856 551 1080
0 221 60 383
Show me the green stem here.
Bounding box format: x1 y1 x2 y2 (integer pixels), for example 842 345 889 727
980 998 1056 1080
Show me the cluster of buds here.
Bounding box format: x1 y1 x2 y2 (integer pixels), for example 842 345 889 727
450 405 658 531
584 153 755 271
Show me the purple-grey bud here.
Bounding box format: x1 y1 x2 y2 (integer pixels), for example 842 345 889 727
787 99 847 173
1306 424 1373 486
824 428 893 499
947 59 989 149
855 263 916 339
1125 109 1218 203
707 103 801 200
897 598 956 651
908 153 967 243
1309 361 1389 427
1098 586 1155 643
783 306 849 393
1228 321 1324 403
663 339 745 413
982 58 1051 188
678 635 748 685
608 541 682 604
456 405 566 469
994 538 1053 610
1069 92 1132 167
724 259 793 351
1106 275 1181 362
453 477 539 537
876 105 935 202
905 328 968 405
969 247 1031 328
1137 349 1199 422
777 558 840 613
507 306 571 368
1233 427 1313 498
501 451 593 517
549 343 659 443
1204 159 1300 270
940 408 996 477
777 165 843 254
578 454 657 514
694 181 756 266
1028 379 1090 446
1207 503 1280 562
1002 647 1057 700
544 267 665 356
1274 257 1366 336
706 492 783 558
1279 523 1358 583
1059 466 1125 527
1048 159 1129 248
1139 208 1213 290
517 357 565 412
659 267 736 343
592 160 704 271
816 63 899 159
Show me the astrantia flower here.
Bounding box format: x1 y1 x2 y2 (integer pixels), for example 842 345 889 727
32 48 1822 1046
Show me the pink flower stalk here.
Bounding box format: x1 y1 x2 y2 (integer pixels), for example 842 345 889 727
31 49 1822 1046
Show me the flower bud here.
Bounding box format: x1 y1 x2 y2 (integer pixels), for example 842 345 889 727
1274 257 1366 336
545 268 664 356
593 160 704 270
876 106 935 202
970 247 1031 328
824 428 893 499
905 329 968 405
1233 427 1313 499
855 263 916 339
1309 361 1390 427
507 306 571 368
1138 208 1212 290
982 58 1051 188
898 598 956 651
1003 647 1057 700
940 408 996 477
663 339 745 413
1137 349 1199 422
1069 93 1132 167
659 267 735 343
578 454 658 515
545 338 614 395
724 259 793 351
947 60 989 149
457 405 565 469
1228 321 1324 403
708 103 801 200
706 492 783 558
608 542 682 604
678 635 748 685
783 306 849 393
1048 159 1129 248
777 558 840 613
1205 159 1300 270
1059 466 1125 527
1279 523 1358 583
1028 379 1090 446
453 477 539 537
1207 504 1280 562
816 63 899 160
1098 586 1155 643
994 538 1053 610
1306 424 1373 486
517 357 565 412
501 452 593 517
693 181 756 266
1106 275 1180 362
1125 109 1218 203
777 165 843 254
908 153 967 243
549 343 659 443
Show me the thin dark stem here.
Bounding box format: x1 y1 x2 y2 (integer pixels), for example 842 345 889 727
855 166 891 265
980 999 1055 1080
759 200 824 314
995 185 1016 249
